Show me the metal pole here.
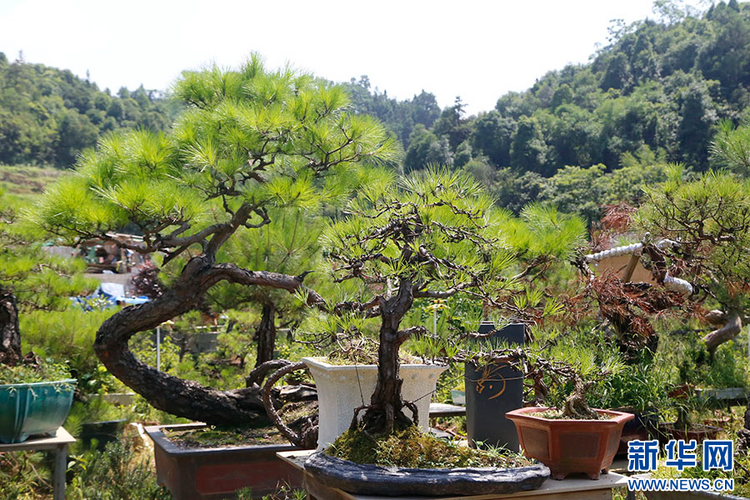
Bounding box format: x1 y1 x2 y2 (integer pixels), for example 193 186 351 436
156 325 161 372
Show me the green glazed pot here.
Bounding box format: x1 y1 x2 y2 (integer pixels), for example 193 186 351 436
0 379 77 443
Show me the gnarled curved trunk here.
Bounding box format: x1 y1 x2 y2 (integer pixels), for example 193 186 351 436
361 279 414 434
703 309 742 354
255 302 276 368
94 256 319 426
0 289 21 367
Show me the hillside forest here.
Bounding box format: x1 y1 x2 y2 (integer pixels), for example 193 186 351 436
2 0 750 220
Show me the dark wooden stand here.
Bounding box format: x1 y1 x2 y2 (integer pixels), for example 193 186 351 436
277 450 629 500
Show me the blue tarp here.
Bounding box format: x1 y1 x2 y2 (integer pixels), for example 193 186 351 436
71 283 149 310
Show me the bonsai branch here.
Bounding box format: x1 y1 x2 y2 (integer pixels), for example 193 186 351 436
261 361 317 449
703 310 742 354
93 256 327 425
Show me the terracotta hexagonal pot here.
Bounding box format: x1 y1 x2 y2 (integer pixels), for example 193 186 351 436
506 407 634 480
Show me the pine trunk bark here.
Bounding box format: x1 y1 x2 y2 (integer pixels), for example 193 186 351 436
703 309 742 354
94 257 316 426
255 302 276 368
0 289 21 367
361 279 414 434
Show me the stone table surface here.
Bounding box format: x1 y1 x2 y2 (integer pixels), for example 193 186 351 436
428 402 466 418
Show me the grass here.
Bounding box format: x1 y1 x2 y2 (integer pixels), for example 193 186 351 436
0 164 64 200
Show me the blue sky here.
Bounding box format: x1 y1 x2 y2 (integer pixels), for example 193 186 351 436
0 0 705 114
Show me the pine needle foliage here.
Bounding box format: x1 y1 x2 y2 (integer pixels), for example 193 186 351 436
300 167 585 432
33 54 396 252
638 167 750 310
0 190 92 312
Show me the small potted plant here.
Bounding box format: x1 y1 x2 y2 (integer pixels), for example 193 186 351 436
301 354 446 450
657 390 722 445
506 348 634 480
0 355 76 443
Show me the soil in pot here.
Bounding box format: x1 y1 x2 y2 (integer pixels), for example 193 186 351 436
311 425 549 496
165 423 290 448
148 400 316 499
506 406 634 480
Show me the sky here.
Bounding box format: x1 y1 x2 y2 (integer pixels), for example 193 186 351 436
0 0 690 115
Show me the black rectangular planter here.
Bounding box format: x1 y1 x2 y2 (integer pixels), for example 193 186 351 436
465 322 525 451
145 423 302 499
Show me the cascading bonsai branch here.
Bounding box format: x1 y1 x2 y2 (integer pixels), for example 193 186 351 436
314 168 585 435
32 56 394 426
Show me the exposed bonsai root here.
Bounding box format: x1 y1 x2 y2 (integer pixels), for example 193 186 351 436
348 399 419 437
262 361 318 449
562 375 599 420
246 359 292 387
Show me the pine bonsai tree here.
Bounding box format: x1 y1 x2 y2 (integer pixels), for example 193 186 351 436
0 189 91 366
209 207 326 368
310 168 585 434
638 167 750 354
33 57 393 426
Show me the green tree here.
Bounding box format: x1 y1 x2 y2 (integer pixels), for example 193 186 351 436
510 116 549 174
601 53 632 91
470 110 515 167
403 124 453 172
432 97 471 150
0 190 91 365
543 164 607 224
677 82 718 168
312 169 584 433
35 57 394 425
56 110 98 166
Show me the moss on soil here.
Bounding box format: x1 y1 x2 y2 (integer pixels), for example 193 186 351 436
166 425 288 448
166 400 316 448
0 361 72 384
533 408 617 420
326 425 533 469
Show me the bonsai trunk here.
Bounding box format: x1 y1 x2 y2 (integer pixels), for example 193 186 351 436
360 279 414 435
0 289 21 366
94 256 319 426
703 309 742 354
255 302 276 368
562 374 599 420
